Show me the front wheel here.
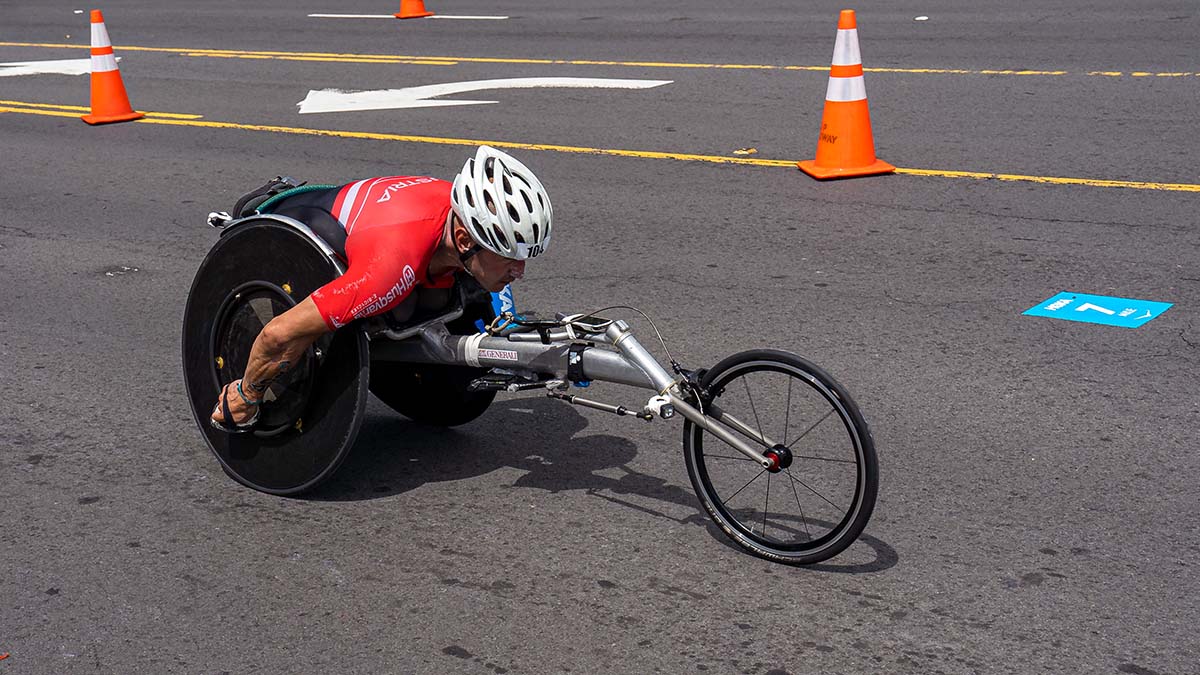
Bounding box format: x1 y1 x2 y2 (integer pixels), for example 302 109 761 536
683 349 878 565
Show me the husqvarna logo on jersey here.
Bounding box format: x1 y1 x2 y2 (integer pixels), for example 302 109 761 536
351 265 418 318
376 177 437 203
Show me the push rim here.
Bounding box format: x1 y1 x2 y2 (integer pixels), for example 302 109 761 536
210 281 316 436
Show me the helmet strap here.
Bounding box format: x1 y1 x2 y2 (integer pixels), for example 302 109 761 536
448 213 482 268
459 244 483 265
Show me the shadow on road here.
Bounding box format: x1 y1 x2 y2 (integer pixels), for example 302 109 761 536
310 395 897 573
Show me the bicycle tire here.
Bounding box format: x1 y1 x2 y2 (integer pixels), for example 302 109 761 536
682 349 878 565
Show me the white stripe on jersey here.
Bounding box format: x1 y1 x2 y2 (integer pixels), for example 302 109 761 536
337 178 369 226
344 177 388 233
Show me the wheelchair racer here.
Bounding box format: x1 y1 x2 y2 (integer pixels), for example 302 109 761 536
211 145 553 432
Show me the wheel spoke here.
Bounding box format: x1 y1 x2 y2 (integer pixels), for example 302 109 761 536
787 469 813 540
725 468 767 503
786 408 835 449
783 376 792 448
741 376 765 447
783 468 843 512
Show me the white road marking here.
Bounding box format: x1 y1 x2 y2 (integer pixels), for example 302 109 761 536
0 58 103 77
297 77 673 113
1075 303 1115 315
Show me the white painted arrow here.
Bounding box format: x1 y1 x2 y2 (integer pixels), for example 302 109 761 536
1076 302 1115 315
0 58 101 77
297 77 673 114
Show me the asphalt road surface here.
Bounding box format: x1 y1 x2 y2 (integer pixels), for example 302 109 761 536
1 1 1197 673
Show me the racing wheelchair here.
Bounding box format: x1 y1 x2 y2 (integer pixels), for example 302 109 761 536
182 184 878 565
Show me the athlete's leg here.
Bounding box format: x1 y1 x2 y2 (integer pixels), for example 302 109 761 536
210 296 329 426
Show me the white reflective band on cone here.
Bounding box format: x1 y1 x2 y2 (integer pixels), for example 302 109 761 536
91 22 112 48
831 29 862 66
91 53 118 73
825 75 867 102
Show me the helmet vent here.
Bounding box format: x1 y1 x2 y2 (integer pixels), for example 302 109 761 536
507 202 521 222
471 217 488 241
492 224 509 248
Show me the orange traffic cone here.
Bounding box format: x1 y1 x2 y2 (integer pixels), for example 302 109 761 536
81 10 143 125
797 10 893 179
395 0 434 19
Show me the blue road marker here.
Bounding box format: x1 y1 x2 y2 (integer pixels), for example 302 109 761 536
1023 292 1173 328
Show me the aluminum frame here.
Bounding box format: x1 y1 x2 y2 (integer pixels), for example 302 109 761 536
370 317 775 468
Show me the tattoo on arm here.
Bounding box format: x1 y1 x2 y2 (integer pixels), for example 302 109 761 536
247 359 292 395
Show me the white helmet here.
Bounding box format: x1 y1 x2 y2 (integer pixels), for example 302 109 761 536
451 145 553 260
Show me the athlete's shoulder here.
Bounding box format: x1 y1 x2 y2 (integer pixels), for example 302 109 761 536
365 175 451 187
336 175 450 194
370 176 450 206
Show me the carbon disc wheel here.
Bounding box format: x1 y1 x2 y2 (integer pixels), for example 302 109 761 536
182 218 369 495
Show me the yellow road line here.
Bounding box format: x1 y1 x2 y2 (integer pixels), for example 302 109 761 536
2 103 1197 192
182 53 458 66
893 168 1200 192
2 41 1197 77
0 98 202 119
1 106 81 118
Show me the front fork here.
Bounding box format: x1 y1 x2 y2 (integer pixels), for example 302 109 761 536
603 320 777 470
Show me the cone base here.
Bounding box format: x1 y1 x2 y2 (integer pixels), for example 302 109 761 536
82 110 145 125
394 11 434 18
797 158 895 180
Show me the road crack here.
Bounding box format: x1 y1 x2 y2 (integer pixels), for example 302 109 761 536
0 224 36 238
1181 322 1197 349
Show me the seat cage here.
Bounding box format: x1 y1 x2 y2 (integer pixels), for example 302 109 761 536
219 213 347 274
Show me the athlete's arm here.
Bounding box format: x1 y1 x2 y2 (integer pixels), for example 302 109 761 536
211 296 329 424
241 296 329 397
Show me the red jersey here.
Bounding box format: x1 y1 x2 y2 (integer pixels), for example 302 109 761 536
310 176 457 330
